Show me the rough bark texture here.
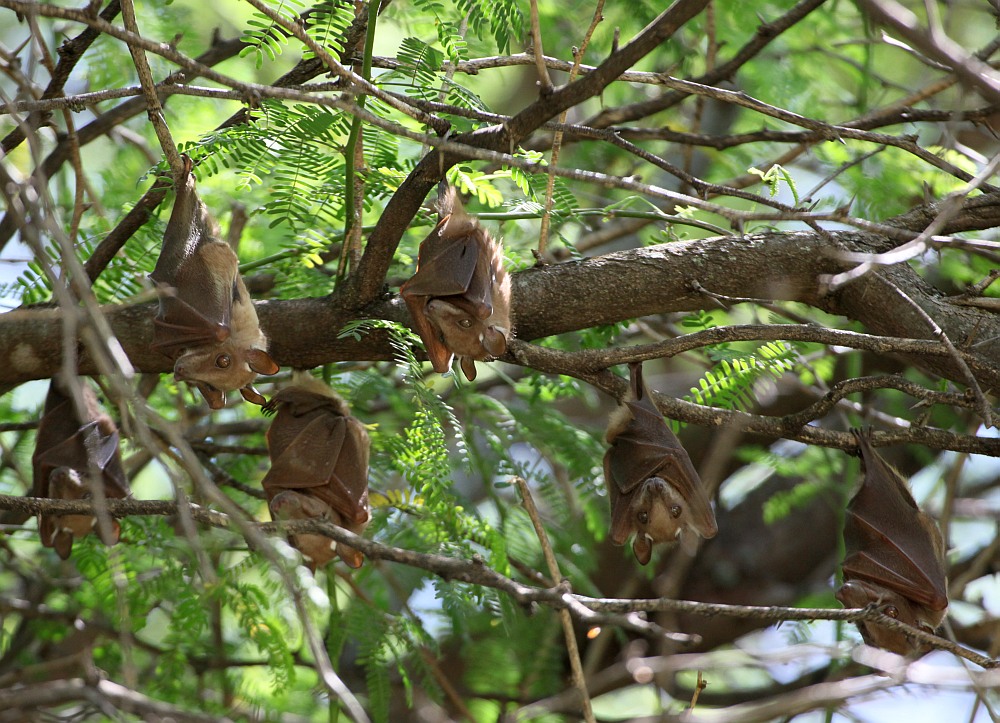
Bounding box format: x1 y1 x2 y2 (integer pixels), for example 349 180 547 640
2 225 997 393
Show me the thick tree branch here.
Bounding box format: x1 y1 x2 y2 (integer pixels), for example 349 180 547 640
2 224 999 423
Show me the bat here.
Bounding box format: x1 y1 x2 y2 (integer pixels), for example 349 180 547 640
400 185 512 382
30 380 130 559
261 375 371 570
603 362 718 564
149 155 279 409
836 427 949 655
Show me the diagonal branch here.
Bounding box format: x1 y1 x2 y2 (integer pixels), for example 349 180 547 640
346 0 711 305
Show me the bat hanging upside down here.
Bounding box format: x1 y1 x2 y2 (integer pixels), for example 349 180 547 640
31 380 131 559
400 185 512 382
603 362 718 564
149 155 279 409
261 375 371 570
836 427 949 655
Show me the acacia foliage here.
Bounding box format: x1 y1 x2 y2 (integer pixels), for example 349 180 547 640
0 0 999 721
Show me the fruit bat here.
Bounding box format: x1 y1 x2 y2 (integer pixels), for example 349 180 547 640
399 185 512 382
149 155 279 409
30 380 131 559
603 362 718 564
261 376 371 570
836 427 949 655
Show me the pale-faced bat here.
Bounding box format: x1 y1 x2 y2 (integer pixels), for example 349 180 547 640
261 376 371 570
603 362 718 564
31 380 130 559
150 156 279 409
836 427 949 655
399 186 512 382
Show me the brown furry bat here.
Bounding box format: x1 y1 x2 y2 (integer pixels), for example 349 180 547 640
400 186 511 381
261 376 371 570
837 428 949 655
31 380 130 559
150 156 279 408
604 362 718 564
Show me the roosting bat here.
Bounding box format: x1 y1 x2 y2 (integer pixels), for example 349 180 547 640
31 380 130 559
150 155 279 409
399 186 512 382
261 376 371 570
603 362 718 565
836 428 949 655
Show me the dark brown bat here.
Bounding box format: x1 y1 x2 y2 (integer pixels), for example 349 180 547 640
261 376 371 570
603 362 718 564
31 380 130 559
150 155 279 409
836 427 949 655
399 186 512 382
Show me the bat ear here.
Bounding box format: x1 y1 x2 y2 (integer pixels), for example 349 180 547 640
460 357 478 381
632 535 653 565
240 385 267 406
247 349 280 375
338 545 364 569
425 337 455 374
53 530 73 560
482 328 507 358
97 519 121 546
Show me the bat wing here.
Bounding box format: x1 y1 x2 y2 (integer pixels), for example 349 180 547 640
319 416 370 525
603 452 633 545
607 400 678 493
151 297 230 356
262 415 345 499
150 266 234 357
842 506 948 611
402 220 481 300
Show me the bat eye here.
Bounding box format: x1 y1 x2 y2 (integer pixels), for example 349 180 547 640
637 511 649 525
884 605 900 619
669 505 682 519
215 354 232 369
458 318 472 328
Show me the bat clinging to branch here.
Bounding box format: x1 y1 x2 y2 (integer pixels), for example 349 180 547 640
31 380 131 559
836 428 949 655
400 186 512 381
150 156 279 409
603 362 718 564
261 376 371 570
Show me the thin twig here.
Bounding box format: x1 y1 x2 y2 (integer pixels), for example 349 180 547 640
119 0 182 174
514 477 595 723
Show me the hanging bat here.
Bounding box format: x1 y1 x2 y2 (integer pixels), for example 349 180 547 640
261 375 371 570
399 185 512 382
30 380 130 559
149 155 279 409
603 362 718 565
836 427 949 655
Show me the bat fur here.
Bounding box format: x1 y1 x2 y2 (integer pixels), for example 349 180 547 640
262 375 371 570
150 156 279 408
836 427 949 655
31 380 130 559
400 185 512 381
603 362 717 564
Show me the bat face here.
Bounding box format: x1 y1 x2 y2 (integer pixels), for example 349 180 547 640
262 378 371 571
31 381 130 559
150 156 279 408
838 427 949 655
604 362 717 565
400 187 511 382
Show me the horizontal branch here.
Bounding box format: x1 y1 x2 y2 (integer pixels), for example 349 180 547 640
2 227 999 414
3 494 993 668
